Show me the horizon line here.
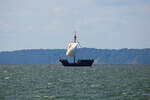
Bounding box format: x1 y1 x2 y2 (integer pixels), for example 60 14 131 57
1 48 150 52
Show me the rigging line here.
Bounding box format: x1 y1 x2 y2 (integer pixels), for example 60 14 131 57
77 41 91 59
77 41 86 48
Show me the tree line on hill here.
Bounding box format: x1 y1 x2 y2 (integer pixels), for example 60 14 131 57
0 48 150 64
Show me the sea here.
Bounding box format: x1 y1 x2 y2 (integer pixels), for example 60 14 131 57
0 64 150 100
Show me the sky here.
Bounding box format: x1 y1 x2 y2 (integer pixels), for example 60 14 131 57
0 0 150 51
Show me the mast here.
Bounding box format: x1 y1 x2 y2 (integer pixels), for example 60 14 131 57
74 32 77 43
73 31 77 63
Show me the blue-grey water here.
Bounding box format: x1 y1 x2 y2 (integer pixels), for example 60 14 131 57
0 64 150 100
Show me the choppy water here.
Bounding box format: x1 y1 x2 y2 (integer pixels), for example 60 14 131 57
0 64 150 100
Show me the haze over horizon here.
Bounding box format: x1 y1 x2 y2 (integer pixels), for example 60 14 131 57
0 0 150 51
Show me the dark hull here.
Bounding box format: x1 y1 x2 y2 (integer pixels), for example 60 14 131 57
59 59 94 67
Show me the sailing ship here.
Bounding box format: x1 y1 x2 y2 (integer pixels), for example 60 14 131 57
59 32 94 66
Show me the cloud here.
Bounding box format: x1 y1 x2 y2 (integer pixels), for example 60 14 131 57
26 25 33 31
79 0 93 5
41 20 60 32
0 22 16 33
53 7 66 13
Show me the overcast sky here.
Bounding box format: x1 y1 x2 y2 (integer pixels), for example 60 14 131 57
0 0 150 51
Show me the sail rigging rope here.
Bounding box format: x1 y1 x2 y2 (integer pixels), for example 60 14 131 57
77 41 91 59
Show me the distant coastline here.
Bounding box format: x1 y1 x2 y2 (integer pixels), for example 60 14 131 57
0 48 150 64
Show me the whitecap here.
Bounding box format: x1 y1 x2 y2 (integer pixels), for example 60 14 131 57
4 77 10 80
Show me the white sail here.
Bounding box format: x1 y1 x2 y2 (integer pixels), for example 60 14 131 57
66 42 78 56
